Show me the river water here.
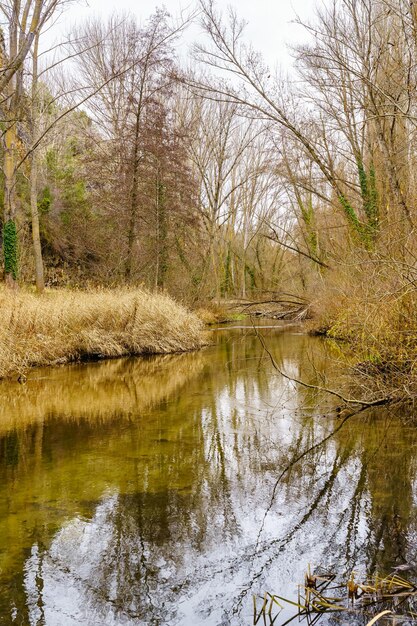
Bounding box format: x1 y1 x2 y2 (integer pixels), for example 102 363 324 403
0 323 416 625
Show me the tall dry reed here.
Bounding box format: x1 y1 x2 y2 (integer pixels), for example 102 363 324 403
0 288 205 379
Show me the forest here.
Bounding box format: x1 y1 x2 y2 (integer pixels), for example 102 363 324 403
0 0 416 399
2 3 417 625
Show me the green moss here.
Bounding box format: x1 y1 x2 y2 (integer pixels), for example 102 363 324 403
245 264 256 291
3 219 18 279
356 158 379 242
338 193 361 231
338 192 377 248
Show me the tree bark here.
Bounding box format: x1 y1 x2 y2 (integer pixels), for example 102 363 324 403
30 33 45 292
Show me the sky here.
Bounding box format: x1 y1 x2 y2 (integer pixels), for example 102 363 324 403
57 0 319 71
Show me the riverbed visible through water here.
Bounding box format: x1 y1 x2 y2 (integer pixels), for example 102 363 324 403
0 322 416 625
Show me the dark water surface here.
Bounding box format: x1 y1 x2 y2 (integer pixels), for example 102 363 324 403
0 324 416 625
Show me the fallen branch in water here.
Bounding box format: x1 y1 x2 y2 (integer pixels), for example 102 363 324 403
253 325 392 409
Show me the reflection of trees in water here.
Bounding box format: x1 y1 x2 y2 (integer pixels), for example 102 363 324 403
235 407 417 624
356 410 417 574
241 335 417 579
0 352 206 624
82 491 199 623
0 352 205 434
0 332 417 624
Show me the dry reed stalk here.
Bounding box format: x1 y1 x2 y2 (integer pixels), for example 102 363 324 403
365 610 393 625
308 260 417 399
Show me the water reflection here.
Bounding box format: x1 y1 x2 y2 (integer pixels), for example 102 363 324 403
0 329 416 625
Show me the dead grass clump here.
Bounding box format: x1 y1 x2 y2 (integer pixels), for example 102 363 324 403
0 288 206 379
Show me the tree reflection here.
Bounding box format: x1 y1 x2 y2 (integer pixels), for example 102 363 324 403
0 329 416 624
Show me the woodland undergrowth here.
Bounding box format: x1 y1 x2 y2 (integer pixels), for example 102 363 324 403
309 256 417 402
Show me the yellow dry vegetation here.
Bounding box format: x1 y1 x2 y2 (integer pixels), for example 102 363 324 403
0 287 206 379
309 261 417 398
194 303 230 325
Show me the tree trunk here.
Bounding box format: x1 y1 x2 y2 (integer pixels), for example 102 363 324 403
3 7 19 288
156 176 168 289
30 152 44 292
125 105 141 281
30 33 45 292
125 57 149 282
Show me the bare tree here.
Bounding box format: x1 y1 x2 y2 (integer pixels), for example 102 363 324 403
0 0 75 287
71 10 189 281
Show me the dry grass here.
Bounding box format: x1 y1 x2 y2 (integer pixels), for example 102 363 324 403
0 287 206 379
257 569 417 625
194 300 246 325
194 301 233 325
308 259 417 399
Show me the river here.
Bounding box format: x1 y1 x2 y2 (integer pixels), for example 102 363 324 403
0 323 416 625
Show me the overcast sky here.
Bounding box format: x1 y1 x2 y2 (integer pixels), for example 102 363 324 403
58 0 318 71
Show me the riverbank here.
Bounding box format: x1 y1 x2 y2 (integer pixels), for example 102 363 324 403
309 283 417 402
0 288 205 379
195 295 309 325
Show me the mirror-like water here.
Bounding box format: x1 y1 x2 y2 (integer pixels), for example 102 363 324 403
0 325 416 625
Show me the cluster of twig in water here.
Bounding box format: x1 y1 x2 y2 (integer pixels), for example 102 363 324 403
253 567 417 625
